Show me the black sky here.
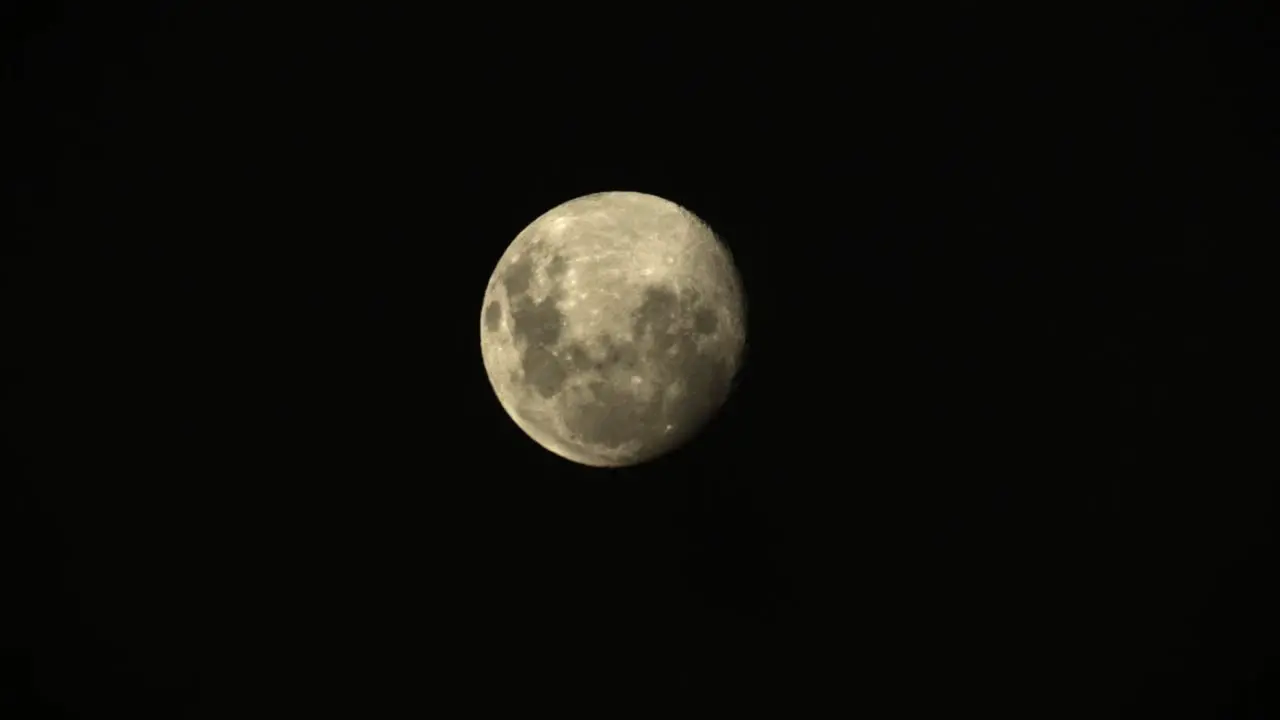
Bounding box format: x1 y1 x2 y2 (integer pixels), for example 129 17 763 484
4 4 1274 717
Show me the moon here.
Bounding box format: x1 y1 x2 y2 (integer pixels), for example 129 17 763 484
480 191 747 467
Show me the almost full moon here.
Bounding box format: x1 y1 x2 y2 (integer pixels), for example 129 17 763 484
480 191 747 467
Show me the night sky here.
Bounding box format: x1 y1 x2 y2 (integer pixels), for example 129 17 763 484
5 4 1272 717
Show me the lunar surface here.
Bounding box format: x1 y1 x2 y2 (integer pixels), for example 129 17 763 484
480 191 747 467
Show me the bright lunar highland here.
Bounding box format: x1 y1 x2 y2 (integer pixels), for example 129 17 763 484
480 191 747 467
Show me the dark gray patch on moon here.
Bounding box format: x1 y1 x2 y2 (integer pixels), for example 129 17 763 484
521 345 568 398
545 253 568 279
484 301 502 332
502 257 534 298
509 295 563 348
693 307 718 335
566 343 593 373
632 286 682 339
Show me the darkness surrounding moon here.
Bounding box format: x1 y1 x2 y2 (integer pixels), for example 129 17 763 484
15 8 1263 716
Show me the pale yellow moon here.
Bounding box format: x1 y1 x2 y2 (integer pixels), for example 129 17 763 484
480 191 747 467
